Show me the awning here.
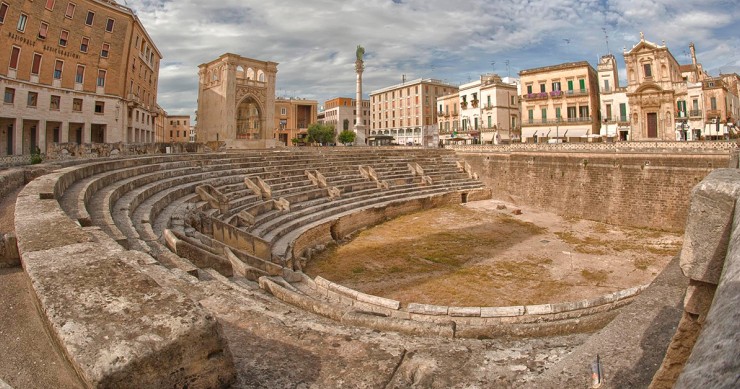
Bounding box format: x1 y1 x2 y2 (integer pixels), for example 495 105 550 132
704 123 728 136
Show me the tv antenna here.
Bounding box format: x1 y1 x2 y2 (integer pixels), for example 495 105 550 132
602 28 610 54
491 61 496 73
505 60 510 78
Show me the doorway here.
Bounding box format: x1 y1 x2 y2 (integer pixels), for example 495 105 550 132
647 113 658 138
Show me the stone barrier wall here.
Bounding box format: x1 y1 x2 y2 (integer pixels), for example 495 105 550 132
447 140 738 154
456 151 733 232
13 163 236 388
667 169 740 388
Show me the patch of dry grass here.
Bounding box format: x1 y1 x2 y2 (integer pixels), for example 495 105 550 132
581 269 609 284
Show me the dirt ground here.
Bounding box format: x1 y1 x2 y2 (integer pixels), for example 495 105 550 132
305 199 682 307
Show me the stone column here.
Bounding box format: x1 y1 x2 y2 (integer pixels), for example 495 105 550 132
13 118 22 155
83 122 91 144
38 119 47 154
60 122 69 143
353 59 366 145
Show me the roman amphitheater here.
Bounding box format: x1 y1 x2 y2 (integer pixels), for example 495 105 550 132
0 142 738 388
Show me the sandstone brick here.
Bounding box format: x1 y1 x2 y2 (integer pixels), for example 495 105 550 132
680 169 740 284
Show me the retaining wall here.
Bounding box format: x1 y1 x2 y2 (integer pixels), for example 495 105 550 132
669 169 740 388
457 151 733 232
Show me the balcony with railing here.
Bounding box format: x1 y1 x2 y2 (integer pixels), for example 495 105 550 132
564 89 589 97
603 116 629 124
522 92 549 101
689 110 702 118
236 78 266 88
524 117 593 126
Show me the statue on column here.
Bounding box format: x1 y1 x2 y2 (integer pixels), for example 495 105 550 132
356 45 365 62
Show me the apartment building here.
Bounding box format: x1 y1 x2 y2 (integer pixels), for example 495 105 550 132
370 78 457 146
0 0 162 156
274 97 317 146
597 54 630 140
436 74 519 144
322 97 369 141
519 61 600 143
164 114 190 142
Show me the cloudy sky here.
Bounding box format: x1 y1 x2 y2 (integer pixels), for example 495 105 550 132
125 0 740 118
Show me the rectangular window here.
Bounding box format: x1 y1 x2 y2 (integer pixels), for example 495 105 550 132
45 0 55 10
65 2 75 18
27 91 37 107
619 103 627 121
552 81 561 91
85 11 94 26
0 3 8 24
59 30 69 46
579 106 589 118
100 43 109 58
487 116 492 128
50 95 60 110
3 87 14 104
97 69 106 86
527 109 534 123
526 85 532 94
567 106 576 119
94 101 104 113
38 22 49 39
17 13 27 32
555 107 562 119
72 98 82 111
31 53 42 74
606 104 612 119
540 84 546 93
105 18 114 32
75 65 84 83
710 97 717 110
579 79 586 91
541 108 547 120
80 36 89 52
643 64 652 78
603 79 610 91
567 80 574 91
487 95 491 107
53 60 63 79
9 46 20 69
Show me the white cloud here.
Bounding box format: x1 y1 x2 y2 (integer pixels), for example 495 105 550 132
124 0 740 117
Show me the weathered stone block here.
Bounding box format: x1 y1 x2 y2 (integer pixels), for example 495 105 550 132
683 279 717 317
680 169 740 284
407 303 448 316
448 306 481 317
525 304 553 315
480 306 525 317
0 233 20 268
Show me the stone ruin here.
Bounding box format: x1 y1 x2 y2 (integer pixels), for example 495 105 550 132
1 147 738 388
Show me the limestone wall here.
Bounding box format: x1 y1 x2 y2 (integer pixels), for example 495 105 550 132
457 151 733 232
667 169 740 388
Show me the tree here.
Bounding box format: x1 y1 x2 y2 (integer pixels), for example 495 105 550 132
338 130 356 145
307 123 335 145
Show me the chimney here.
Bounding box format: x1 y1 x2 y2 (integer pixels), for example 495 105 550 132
689 42 697 67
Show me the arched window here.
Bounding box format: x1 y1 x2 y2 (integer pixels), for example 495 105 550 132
257 70 265 82
246 67 255 80
236 65 245 78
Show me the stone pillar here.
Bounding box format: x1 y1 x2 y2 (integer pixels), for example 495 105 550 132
83 122 91 144
13 118 22 155
38 119 47 154
60 122 69 143
353 59 366 145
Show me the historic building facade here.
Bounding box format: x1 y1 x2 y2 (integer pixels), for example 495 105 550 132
436 74 519 144
624 33 725 141
597 54 630 140
519 61 600 143
0 0 161 156
322 97 369 141
274 97 317 147
196 53 278 149
369 78 457 146
164 114 191 143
